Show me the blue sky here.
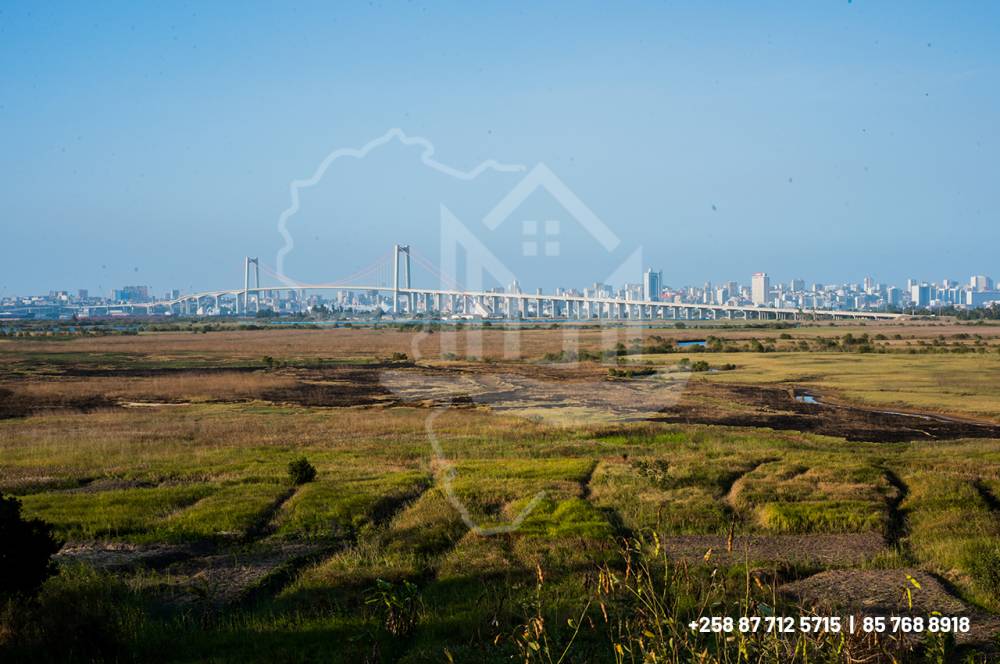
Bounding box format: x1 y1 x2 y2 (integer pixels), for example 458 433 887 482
1 1 998 296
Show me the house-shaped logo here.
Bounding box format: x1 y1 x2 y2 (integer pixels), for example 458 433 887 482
440 162 639 293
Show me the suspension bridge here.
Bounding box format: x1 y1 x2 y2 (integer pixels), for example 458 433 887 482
83 244 903 321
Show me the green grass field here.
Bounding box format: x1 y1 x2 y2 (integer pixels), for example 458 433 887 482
2 325 1000 662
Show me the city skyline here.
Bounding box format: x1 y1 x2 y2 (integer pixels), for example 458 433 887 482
5 250 997 319
2 3 1000 295
2 248 996 302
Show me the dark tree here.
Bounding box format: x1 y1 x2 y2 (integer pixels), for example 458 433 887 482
0 493 62 598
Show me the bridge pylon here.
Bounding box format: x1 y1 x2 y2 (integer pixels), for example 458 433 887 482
392 244 411 314
242 257 260 315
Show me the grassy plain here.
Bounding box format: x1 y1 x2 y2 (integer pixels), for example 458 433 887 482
685 352 1000 421
2 322 1000 662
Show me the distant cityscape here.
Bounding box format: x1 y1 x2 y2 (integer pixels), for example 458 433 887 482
2 271 998 320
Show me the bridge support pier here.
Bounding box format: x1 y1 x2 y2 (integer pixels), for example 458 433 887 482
392 244 411 315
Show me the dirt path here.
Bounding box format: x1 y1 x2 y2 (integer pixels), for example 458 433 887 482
57 542 200 571
781 569 1000 649
661 533 884 567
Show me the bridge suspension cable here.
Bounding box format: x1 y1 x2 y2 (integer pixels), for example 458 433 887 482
409 248 463 291
257 251 392 289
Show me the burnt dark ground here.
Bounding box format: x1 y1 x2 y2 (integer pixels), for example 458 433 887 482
0 386 117 419
6 362 1000 443
651 382 1000 442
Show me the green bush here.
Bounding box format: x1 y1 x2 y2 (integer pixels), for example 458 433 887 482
0 564 143 662
608 366 656 378
0 493 61 600
288 457 317 485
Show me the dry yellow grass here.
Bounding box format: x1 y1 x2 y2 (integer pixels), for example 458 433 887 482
682 352 1000 421
3 320 997 363
4 372 299 403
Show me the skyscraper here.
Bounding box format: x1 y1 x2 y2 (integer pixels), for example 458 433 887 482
751 272 770 305
643 269 662 302
910 283 931 307
971 275 994 292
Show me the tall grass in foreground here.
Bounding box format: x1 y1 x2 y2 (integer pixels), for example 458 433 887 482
505 534 960 664
1 539 988 664
900 472 1000 612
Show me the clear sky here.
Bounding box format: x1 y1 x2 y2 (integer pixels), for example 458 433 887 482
1 1 998 296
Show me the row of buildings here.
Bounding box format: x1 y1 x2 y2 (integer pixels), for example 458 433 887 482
633 271 999 312
2 272 998 319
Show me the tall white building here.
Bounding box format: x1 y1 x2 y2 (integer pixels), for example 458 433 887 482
971 275 994 292
751 272 770 305
911 283 931 307
642 269 662 302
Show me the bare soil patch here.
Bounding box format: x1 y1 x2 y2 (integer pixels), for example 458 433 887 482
663 533 884 567
259 365 395 407
56 540 333 607
57 542 197 572
781 569 1000 647
146 543 331 607
652 383 1000 442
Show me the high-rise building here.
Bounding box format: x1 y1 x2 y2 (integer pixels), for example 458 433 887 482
643 269 662 302
625 283 643 301
113 286 150 303
751 272 770 305
910 283 931 308
971 275 994 292
789 279 805 292
590 282 611 298
967 290 1000 307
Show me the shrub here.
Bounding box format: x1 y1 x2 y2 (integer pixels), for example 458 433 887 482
365 578 422 638
1 564 143 661
608 367 656 378
0 493 61 600
288 457 317 485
